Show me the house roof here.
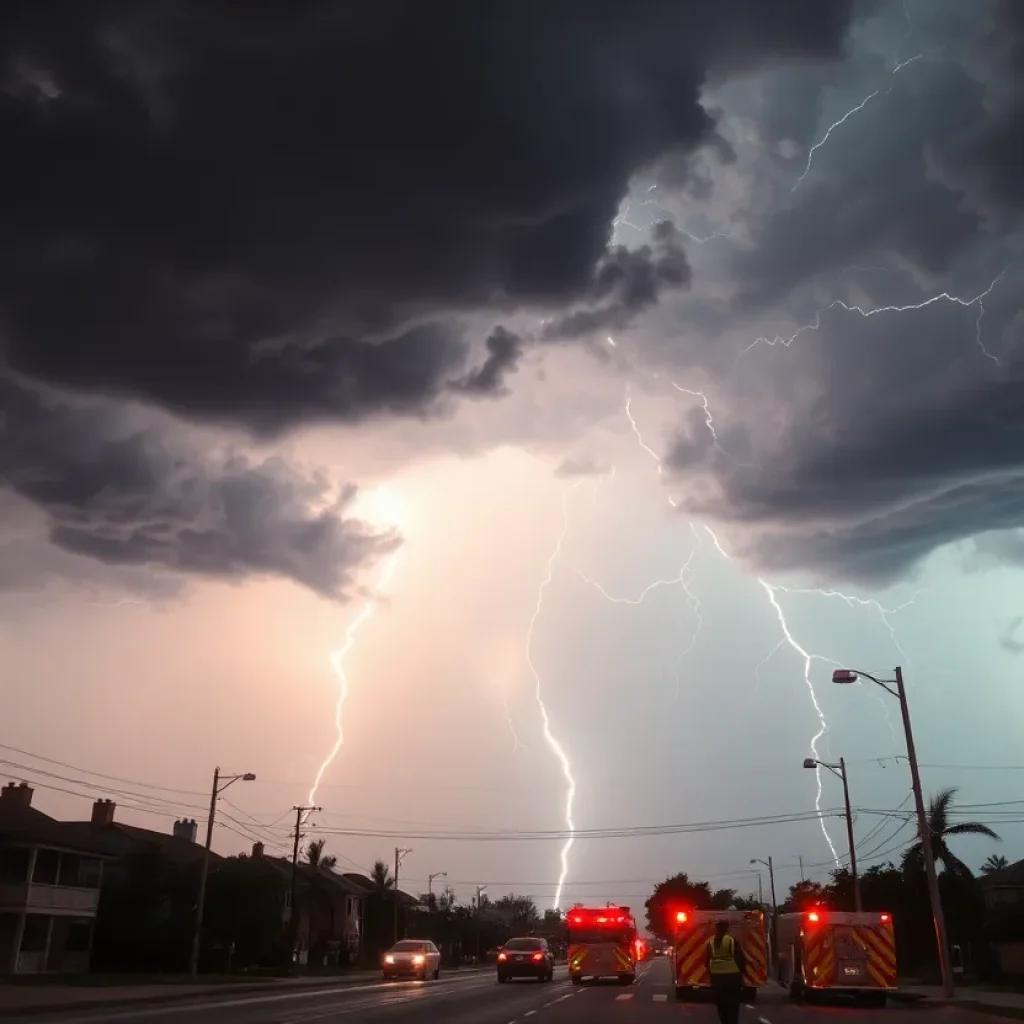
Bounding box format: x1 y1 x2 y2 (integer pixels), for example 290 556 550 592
254 856 368 896
62 821 220 867
341 871 419 905
980 858 1024 888
0 800 120 857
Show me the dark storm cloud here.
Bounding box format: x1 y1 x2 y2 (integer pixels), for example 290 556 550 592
0 0 858 436
0 376 398 597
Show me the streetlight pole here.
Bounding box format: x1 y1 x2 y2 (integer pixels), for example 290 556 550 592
394 848 412 944
804 757 861 911
475 885 487 964
188 767 256 978
833 665 954 998
750 857 777 914
428 871 447 899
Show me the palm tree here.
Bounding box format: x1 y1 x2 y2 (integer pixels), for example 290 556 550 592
370 859 393 894
902 787 1001 879
981 854 1009 875
305 839 340 958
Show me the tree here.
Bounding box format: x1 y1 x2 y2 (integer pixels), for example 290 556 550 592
206 855 287 968
492 894 540 930
981 854 1009 875
902 787 1001 880
645 873 718 942
370 859 393 892
781 879 827 912
304 839 340 959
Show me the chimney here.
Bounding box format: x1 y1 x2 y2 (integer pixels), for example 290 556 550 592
252 842 265 858
91 798 116 827
1 782 33 807
172 818 198 843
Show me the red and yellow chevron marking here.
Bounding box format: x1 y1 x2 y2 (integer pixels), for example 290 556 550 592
674 923 768 988
613 945 635 973
568 944 588 972
742 925 768 986
856 925 898 989
801 923 897 990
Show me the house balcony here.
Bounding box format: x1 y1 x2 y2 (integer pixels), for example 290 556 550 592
0 883 100 915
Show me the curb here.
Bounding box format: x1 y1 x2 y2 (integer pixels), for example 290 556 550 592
928 1000 1024 1022
0 967 490 1019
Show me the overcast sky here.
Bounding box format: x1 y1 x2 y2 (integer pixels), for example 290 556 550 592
2 0 1023 913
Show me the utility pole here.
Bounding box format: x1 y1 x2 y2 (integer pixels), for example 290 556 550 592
832 665 954 998
896 666 954 997
189 767 255 978
475 885 487 964
798 856 805 882
838 757 861 912
289 805 320 966
394 847 412 945
428 871 447 906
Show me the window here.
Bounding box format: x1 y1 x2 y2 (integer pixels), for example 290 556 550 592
504 938 545 951
392 940 426 952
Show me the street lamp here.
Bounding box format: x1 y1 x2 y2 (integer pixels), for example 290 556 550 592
189 768 256 977
428 871 447 904
832 665 953 998
803 756 860 911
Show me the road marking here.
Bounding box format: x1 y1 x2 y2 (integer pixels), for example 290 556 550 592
525 1011 537 1017
654 993 668 1001
556 993 573 1002
616 992 634 1001
758 1017 772 1024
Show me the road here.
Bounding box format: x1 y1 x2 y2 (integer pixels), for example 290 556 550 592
6 958 1014 1024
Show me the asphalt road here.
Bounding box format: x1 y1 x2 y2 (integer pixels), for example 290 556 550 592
7 958 1015 1024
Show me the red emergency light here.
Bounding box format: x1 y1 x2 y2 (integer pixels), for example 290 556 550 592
570 906 630 927
676 910 688 924
806 910 821 923
880 913 891 923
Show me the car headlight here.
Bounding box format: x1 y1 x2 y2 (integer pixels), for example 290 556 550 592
384 955 395 964
412 955 425 965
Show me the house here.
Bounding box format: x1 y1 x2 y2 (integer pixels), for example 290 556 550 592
64 798 216 870
980 858 1024 908
0 782 118 975
242 843 367 964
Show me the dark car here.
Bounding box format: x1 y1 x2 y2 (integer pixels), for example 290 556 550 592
497 936 555 983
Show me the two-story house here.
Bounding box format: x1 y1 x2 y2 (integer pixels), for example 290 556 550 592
0 783 117 975
242 843 366 964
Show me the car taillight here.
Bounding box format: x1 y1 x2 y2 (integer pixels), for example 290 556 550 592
497 953 507 961
807 911 820 923
880 913 891 924
532 952 544 962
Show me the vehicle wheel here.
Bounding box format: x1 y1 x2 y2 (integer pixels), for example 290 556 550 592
675 986 689 1002
620 974 635 985
497 973 508 984
433 968 440 980
789 981 805 1003
571 975 583 986
547 971 555 982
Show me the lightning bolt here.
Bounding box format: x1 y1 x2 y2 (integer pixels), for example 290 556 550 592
624 393 840 861
526 483 582 910
702 526 841 864
502 691 527 753
308 548 402 807
613 198 737 246
735 271 1007 368
792 51 926 191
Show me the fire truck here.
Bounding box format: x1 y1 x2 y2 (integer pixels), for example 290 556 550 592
776 908 897 1006
672 908 769 1002
566 905 639 985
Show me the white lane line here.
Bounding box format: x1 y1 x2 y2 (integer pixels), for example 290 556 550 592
654 993 668 1001
556 992 573 1002
616 992 634 1001
758 1017 773 1024
525 1011 537 1017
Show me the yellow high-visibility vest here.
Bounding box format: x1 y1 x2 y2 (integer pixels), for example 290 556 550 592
707 934 741 974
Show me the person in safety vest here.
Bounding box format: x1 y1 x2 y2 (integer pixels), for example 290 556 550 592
705 920 746 1024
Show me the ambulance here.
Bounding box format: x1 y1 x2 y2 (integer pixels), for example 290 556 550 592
776 908 897 1006
566 904 638 985
672 908 769 1002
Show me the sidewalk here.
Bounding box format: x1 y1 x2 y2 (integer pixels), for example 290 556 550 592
902 985 1024 1021
0 965 488 1018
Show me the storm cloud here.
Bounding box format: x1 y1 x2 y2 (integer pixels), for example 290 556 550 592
0 377 398 597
